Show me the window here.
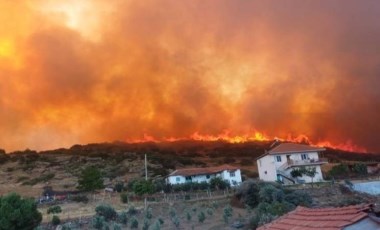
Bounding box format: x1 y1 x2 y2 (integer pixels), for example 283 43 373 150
176 177 180 182
276 156 282 162
206 175 210 179
301 154 308 160
230 171 235 177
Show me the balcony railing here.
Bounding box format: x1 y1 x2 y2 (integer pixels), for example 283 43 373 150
287 158 328 166
278 158 327 170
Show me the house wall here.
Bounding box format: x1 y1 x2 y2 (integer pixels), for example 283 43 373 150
285 165 324 183
257 155 277 182
221 169 242 186
167 169 242 186
258 151 324 183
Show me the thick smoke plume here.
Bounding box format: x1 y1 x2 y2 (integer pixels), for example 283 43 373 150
0 0 379 152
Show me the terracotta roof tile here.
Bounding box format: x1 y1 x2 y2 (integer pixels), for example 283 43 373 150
268 143 326 155
168 164 239 177
257 204 371 230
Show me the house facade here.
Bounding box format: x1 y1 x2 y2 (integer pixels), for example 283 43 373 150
167 165 242 186
257 143 327 184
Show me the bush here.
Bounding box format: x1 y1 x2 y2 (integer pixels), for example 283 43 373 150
235 179 261 208
186 211 192 221
130 217 138 229
112 223 122 230
47 205 62 214
198 211 206 223
259 184 284 203
145 207 153 219
92 216 105 229
117 211 128 225
151 220 161 230
142 218 150 230
169 207 176 218
70 194 89 203
206 208 214 216
328 164 349 178
95 204 117 221
52 215 60 225
223 205 233 223
77 166 104 192
127 205 138 215
114 182 125 193
172 215 180 228
132 180 155 196
210 177 230 190
0 193 42 229
284 190 312 207
120 193 128 203
353 163 368 176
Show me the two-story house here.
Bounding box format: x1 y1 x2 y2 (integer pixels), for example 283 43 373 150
257 143 327 184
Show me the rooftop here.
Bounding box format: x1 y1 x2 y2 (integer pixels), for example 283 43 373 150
268 143 326 155
168 165 239 177
257 204 374 230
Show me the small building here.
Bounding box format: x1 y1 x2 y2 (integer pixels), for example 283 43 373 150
257 204 380 230
167 165 242 186
257 143 327 184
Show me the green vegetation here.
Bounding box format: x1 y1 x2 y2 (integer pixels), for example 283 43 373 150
21 173 55 186
236 180 312 229
198 211 206 223
51 215 60 225
95 204 117 221
132 180 155 196
47 205 62 214
0 193 42 230
77 166 104 192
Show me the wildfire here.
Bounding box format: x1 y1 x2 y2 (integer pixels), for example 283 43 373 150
126 131 367 153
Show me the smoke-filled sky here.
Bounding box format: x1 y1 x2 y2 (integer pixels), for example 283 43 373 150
1 0 379 152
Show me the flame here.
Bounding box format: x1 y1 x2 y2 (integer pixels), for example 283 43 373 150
126 131 367 153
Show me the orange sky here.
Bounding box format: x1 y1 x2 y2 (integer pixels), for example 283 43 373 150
0 0 379 152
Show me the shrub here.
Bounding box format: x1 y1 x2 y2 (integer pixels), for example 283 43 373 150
151 220 161 230
95 204 117 221
120 193 128 203
158 217 164 225
198 211 206 223
47 205 62 214
259 184 284 203
186 211 192 221
328 164 349 178
169 207 176 218
210 177 230 190
284 190 312 207
0 193 42 230
132 180 155 196
52 215 60 225
112 223 122 230
70 194 89 203
223 205 233 224
117 211 128 225
142 218 150 230
206 208 214 216
130 217 139 229
353 163 368 176
235 179 261 208
127 205 138 215
145 207 153 219
114 182 125 193
92 216 105 229
77 166 104 192
172 215 180 228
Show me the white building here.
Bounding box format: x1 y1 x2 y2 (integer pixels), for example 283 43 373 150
257 143 327 184
167 165 242 186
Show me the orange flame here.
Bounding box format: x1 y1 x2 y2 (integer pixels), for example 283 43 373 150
126 131 367 153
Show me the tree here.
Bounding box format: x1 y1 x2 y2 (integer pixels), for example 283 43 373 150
132 180 154 196
95 204 117 221
353 163 368 177
77 166 104 192
210 177 230 190
302 167 317 187
0 193 42 230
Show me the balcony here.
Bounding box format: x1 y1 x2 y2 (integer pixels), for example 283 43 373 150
278 158 328 171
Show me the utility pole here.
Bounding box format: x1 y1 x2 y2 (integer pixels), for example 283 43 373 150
145 154 148 181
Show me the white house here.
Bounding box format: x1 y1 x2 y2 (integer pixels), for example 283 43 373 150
167 165 242 186
257 143 327 184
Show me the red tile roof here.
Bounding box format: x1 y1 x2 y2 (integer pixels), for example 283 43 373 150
168 165 239 177
257 204 371 230
268 143 326 155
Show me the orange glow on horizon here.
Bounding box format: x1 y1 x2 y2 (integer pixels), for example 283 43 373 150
125 131 367 153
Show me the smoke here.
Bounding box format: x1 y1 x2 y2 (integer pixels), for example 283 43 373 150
0 0 379 152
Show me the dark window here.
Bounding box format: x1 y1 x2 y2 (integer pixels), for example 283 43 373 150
276 156 282 162
206 175 210 179
301 154 308 160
